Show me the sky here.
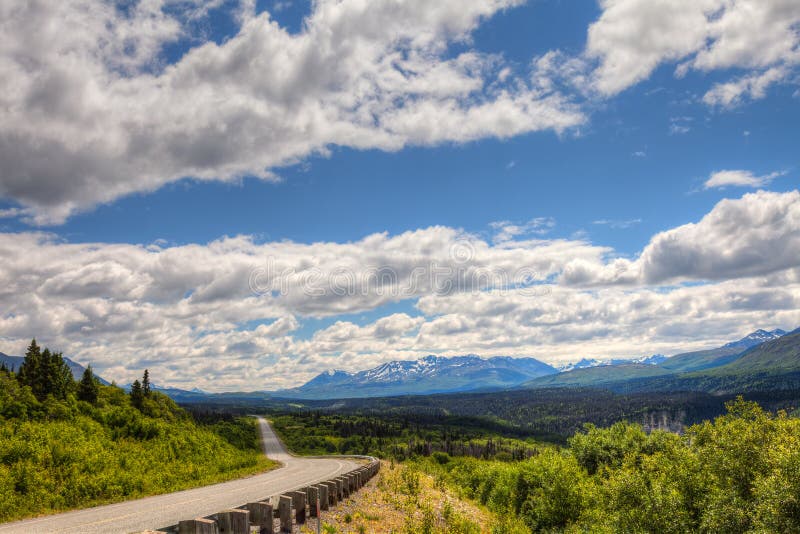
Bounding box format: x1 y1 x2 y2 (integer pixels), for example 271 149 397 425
0 0 799 391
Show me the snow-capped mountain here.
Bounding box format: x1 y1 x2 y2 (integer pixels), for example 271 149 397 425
290 354 557 398
299 369 353 389
634 354 667 365
555 330 789 374
723 329 787 349
557 358 608 373
557 354 666 373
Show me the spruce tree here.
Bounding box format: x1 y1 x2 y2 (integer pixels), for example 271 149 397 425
142 369 151 397
45 350 74 400
78 365 99 404
130 379 144 409
17 339 42 394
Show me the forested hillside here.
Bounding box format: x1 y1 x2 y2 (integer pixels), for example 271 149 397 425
0 340 275 522
272 399 800 533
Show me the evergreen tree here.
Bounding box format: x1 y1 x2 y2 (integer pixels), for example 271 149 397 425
17 340 74 401
142 369 151 397
17 339 42 395
130 379 144 409
77 366 99 404
45 350 74 400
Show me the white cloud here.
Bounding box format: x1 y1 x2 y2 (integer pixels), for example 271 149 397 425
592 218 642 229
703 66 791 108
563 190 800 286
584 0 800 102
489 217 556 244
0 191 798 390
0 226 606 389
704 169 785 189
0 0 584 224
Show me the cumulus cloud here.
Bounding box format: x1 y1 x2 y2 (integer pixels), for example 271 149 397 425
562 190 800 286
416 280 800 363
0 226 606 388
704 169 785 189
0 191 798 390
584 0 800 102
0 0 584 224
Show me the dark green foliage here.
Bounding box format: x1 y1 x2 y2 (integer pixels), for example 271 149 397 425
238 389 759 442
142 369 151 396
17 340 74 402
77 366 99 404
129 379 144 410
269 412 539 461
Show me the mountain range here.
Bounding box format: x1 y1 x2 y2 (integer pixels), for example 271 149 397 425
523 328 794 392
281 354 558 399
3 327 797 401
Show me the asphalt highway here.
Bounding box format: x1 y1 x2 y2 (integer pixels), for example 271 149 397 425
0 418 358 533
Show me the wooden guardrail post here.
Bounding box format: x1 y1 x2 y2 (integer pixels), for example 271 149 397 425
246 502 274 534
318 483 330 510
306 485 320 518
336 477 348 498
323 481 338 505
278 495 293 533
178 518 218 534
217 509 249 534
287 490 306 524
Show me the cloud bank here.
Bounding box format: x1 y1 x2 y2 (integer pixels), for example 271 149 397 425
1 191 798 390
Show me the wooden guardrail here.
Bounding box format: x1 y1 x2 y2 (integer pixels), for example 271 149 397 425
139 459 381 534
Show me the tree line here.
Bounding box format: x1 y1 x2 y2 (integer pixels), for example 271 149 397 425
1 339 152 412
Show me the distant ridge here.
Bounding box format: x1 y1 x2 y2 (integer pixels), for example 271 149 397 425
661 329 787 373
524 328 793 391
713 328 800 373
285 354 558 399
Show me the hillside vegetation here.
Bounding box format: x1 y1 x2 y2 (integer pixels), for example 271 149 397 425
521 329 800 394
713 329 800 373
0 340 275 522
271 398 800 532
658 346 742 372
524 363 672 389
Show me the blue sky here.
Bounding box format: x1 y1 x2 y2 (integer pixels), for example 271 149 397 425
0 0 798 390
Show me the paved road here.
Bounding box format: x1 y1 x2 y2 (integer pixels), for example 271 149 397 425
0 418 358 533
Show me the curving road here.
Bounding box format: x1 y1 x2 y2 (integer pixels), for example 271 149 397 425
0 418 358 534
